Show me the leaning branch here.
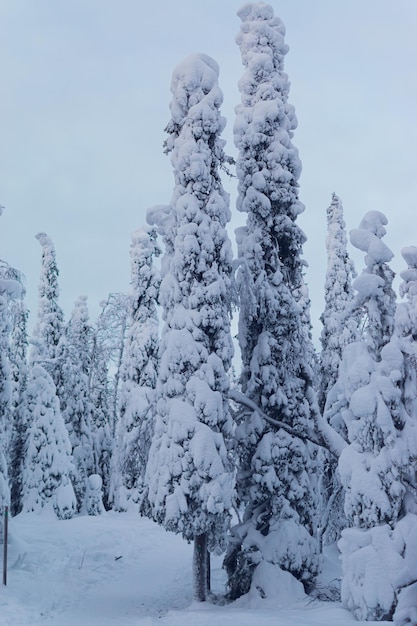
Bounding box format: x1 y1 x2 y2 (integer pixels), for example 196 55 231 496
229 388 347 459
305 387 347 458
230 388 323 450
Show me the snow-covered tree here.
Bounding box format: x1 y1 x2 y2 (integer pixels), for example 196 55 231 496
111 227 160 511
83 474 105 516
317 194 358 546
61 296 94 511
396 246 417 420
94 292 130 438
0 258 24 539
8 297 29 515
144 53 235 602
0 293 12 536
21 364 76 520
89 349 112 510
224 3 319 600
350 211 396 359
391 246 417 626
334 212 417 620
393 512 417 626
30 233 64 388
319 193 358 412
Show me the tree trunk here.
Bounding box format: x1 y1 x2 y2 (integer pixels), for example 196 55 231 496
193 533 208 602
207 548 211 592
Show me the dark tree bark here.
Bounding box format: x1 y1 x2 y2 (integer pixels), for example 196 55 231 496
193 533 208 602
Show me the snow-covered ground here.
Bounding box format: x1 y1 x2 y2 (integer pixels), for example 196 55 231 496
0 511 390 626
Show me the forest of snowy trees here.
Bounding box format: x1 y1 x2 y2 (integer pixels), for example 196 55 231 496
1 3 417 624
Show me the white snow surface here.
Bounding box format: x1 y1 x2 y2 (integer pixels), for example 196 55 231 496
0 511 391 626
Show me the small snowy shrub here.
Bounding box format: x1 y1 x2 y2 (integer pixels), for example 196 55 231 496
84 474 105 516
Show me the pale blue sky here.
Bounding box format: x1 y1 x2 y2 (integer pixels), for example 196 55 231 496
1 0 416 344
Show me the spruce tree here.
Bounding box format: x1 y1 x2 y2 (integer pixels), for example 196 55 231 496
0 293 12 534
94 292 130 438
225 3 319 600
30 233 64 389
112 227 160 511
90 347 112 510
319 193 358 412
0 258 24 537
318 194 358 546
392 246 417 625
350 211 396 359
335 212 414 620
8 298 29 515
21 364 76 519
144 53 234 602
61 296 94 511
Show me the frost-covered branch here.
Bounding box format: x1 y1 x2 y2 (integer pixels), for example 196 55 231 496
305 387 347 458
229 388 328 450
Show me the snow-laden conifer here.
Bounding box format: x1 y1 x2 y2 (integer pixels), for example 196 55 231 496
0 259 24 538
22 364 76 519
90 351 112 510
112 227 160 511
390 246 417 626
333 212 417 620
336 213 397 513
350 211 396 359
94 292 130 437
225 3 319 600
318 194 358 546
0 293 12 533
319 193 358 412
30 233 64 389
61 296 94 511
83 474 105 516
396 246 417 419
8 298 29 515
144 53 234 602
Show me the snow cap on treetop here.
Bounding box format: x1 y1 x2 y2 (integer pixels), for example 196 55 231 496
358 210 387 238
400 245 417 297
350 210 393 266
238 2 277 26
237 2 288 68
169 53 222 125
401 245 417 271
35 231 54 249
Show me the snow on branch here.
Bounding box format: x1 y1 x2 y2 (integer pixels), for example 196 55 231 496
229 387 343 453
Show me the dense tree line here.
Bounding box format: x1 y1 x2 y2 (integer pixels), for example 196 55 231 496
1 4 416 624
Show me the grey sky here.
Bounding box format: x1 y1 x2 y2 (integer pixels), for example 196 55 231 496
1 0 416 345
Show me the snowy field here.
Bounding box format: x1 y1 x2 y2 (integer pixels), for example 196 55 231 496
0 511 390 626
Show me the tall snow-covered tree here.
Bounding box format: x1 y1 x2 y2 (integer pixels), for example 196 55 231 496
21 364 76 519
334 212 416 620
89 344 112 510
61 296 94 511
318 194 358 546
324 211 396 441
0 293 12 537
396 246 417 421
111 227 160 511
144 53 235 602
0 257 24 538
392 246 417 626
94 292 130 438
319 193 358 412
224 3 319 600
30 232 64 389
350 211 396 359
8 296 29 515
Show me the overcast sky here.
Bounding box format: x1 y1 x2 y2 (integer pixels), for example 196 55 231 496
1 0 416 345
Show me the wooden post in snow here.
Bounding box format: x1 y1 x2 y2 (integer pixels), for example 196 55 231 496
2 506 8 586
